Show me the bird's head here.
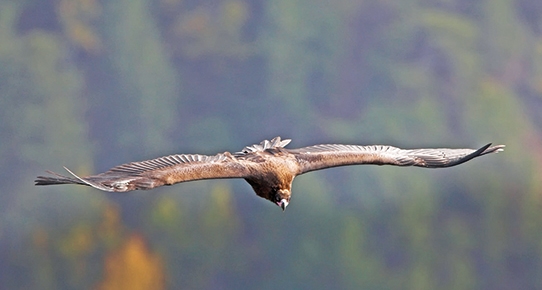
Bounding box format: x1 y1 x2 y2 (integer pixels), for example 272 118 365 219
270 187 291 211
246 175 294 211
246 178 293 211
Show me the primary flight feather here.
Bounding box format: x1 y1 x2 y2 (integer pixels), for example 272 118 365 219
35 137 505 210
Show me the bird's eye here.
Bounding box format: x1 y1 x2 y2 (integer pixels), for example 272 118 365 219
274 194 282 202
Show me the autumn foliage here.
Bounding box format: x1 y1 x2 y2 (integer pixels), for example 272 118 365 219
96 234 165 290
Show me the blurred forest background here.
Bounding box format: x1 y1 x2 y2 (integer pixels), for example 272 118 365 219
1 0 542 289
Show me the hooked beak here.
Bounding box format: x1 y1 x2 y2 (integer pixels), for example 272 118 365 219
277 199 289 211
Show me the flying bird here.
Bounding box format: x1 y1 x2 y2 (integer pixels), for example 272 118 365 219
35 137 504 210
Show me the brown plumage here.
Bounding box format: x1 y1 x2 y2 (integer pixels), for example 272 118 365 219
35 137 505 210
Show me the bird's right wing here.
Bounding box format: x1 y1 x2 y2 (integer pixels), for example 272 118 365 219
289 143 505 174
35 152 253 192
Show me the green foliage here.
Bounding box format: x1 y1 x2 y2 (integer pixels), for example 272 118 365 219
101 0 180 155
339 213 387 289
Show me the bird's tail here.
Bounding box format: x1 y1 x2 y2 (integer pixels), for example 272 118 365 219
35 170 88 186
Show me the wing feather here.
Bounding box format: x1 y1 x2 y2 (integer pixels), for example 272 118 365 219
35 152 252 192
290 143 505 174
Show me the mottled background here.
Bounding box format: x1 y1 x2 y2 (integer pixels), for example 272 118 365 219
1 0 541 289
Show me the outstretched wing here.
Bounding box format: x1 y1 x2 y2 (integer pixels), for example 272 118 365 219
289 143 505 174
35 152 252 192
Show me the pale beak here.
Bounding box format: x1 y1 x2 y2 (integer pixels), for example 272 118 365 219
278 199 289 211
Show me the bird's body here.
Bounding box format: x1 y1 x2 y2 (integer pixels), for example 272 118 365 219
35 137 505 210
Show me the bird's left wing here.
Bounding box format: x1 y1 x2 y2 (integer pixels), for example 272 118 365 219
289 143 505 174
35 152 253 192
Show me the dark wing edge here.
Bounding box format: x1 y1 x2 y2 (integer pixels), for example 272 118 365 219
290 143 505 174
35 152 252 192
35 169 89 186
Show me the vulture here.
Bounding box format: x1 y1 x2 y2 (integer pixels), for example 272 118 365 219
35 137 504 210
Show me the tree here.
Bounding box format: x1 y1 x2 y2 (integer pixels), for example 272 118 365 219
96 234 165 290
